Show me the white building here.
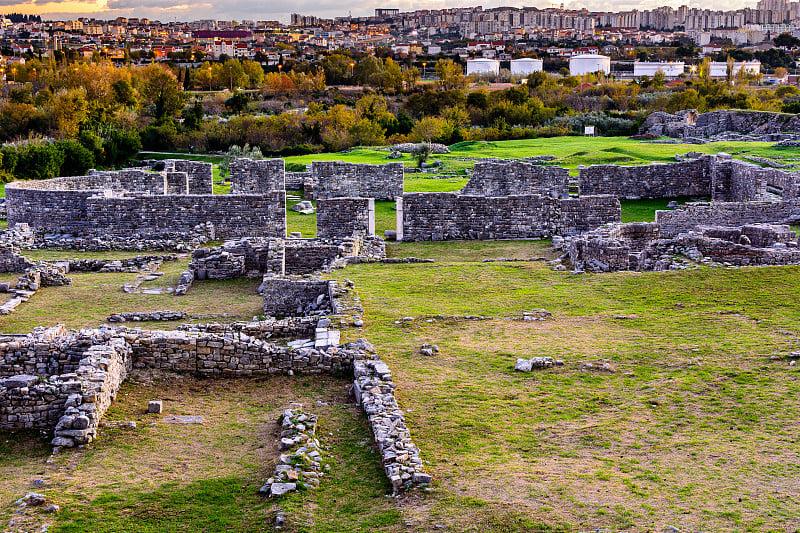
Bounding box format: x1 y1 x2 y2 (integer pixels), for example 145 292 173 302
633 61 685 77
466 58 500 76
510 58 543 76
569 54 611 76
709 60 761 78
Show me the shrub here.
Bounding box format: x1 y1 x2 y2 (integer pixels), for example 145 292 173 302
56 139 94 176
14 143 65 181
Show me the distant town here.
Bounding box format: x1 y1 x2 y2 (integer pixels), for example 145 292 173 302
0 0 799 79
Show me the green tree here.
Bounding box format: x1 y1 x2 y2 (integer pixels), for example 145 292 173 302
56 139 94 176
434 59 467 90
138 64 185 121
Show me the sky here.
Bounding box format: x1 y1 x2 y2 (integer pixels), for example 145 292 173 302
2 0 760 24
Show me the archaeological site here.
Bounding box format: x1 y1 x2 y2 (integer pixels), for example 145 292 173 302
2 126 800 532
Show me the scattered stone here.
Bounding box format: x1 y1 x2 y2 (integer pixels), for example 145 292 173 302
419 344 439 357
514 357 562 372
148 400 163 414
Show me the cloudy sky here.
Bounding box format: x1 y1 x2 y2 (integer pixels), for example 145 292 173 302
4 0 759 24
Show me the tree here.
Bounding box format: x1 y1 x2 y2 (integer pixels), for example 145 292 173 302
775 67 788 79
56 139 94 176
219 144 263 177
774 33 800 49
434 59 467 90
182 100 204 130
138 64 185 121
411 142 431 168
111 79 137 108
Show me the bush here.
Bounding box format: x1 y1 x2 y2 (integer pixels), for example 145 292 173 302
102 129 141 167
141 121 178 151
56 139 94 176
0 146 19 175
14 143 65 181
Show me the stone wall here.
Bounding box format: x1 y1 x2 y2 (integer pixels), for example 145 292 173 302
0 326 93 378
713 159 800 202
641 109 800 138
655 201 800 238
0 375 76 430
177 318 317 340
166 160 214 195
285 171 310 190
164 172 189 195
353 358 430 491
578 157 713 199
317 198 375 239
311 161 403 201
284 240 354 274
52 338 131 447
558 196 621 235
0 244 34 273
7 171 287 240
84 169 165 194
229 158 286 194
191 238 285 279
260 277 334 318
398 193 619 241
83 193 286 239
461 161 569 198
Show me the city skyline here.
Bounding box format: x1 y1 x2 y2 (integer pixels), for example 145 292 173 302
1 0 764 24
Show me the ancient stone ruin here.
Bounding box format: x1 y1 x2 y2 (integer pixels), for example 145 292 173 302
640 109 800 142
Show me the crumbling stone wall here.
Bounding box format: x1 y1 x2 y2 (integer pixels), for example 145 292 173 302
317 198 375 239
177 318 317 340
578 157 713 199
166 160 214 195
655 201 800 238
284 240 355 274
311 161 403 200
0 326 95 378
7 169 287 240
285 171 310 190
229 158 285 194
260 277 334 318
461 161 569 198
712 159 800 202
1 375 75 430
398 193 619 241
641 109 800 138
164 172 189 195
558 196 621 235
0 243 33 273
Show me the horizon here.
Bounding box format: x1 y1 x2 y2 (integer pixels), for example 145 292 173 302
1 0 762 25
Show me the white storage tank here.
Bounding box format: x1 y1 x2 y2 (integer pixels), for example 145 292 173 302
569 54 611 76
633 61 685 78
466 59 500 76
510 58 543 76
709 60 761 78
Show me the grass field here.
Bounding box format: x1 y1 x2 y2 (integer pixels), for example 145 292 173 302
2 239 800 532
282 137 799 176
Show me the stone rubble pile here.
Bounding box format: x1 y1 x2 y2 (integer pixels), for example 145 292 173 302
261 407 329 497
566 221 800 273
514 357 563 372
107 311 187 322
389 143 450 154
68 255 179 273
353 358 430 493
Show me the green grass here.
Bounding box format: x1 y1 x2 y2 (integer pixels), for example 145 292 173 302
4 241 800 532
282 137 796 176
